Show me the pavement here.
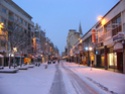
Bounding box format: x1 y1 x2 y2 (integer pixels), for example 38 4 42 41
0 64 36 73
0 67 18 73
0 62 55 94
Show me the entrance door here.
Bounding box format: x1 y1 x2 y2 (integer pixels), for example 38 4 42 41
117 52 123 72
96 55 101 67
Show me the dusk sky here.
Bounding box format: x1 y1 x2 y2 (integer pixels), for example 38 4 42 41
13 0 119 54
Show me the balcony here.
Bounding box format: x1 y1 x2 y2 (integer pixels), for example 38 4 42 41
104 30 112 40
98 30 112 43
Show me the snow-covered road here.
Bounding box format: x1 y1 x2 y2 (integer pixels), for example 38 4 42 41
0 61 125 94
49 64 67 94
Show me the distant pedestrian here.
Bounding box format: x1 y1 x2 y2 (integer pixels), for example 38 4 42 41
24 57 28 65
90 60 94 70
45 64 48 69
91 60 94 66
58 59 60 64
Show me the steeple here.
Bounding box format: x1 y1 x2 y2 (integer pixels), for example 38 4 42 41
79 23 83 35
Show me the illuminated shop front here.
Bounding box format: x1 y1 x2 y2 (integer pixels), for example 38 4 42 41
108 53 117 68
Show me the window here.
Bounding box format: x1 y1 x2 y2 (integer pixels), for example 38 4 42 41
14 15 18 21
0 40 6 47
2 7 7 14
104 22 111 32
24 21 27 26
112 14 122 36
1 18 6 25
8 11 14 21
20 18 23 24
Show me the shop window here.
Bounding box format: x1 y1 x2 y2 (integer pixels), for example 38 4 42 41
101 55 105 66
108 53 117 68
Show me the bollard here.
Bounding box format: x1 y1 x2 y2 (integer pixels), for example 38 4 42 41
45 64 48 69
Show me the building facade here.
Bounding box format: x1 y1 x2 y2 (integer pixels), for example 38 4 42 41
0 0 34 57
69 0 125 74
67 29 81 55
95 0 125 73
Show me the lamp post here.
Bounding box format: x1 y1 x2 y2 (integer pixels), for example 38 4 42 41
97 16 108 69
19 51 22 67
13 47 17 68
0 22 8 69
85 46 92 66
0 23 4 68
78 45 83 64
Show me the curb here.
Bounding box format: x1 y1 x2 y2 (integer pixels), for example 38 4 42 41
0 69 18 73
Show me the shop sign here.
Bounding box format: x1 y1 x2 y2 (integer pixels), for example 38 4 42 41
104 38 113 46
113 32 125 42
114 42 123 50
91 29 96 43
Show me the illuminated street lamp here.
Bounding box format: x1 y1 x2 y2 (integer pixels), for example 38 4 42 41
97 16 106 26
13 47 17 68
13 47 17 52
0 22 5 69
85 46 93 66
0 22 9 69
0 22 4 29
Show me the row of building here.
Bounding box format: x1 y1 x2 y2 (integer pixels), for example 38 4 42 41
64 0 125 74
0 0 59 66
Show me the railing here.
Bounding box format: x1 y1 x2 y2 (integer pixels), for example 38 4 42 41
98 30 112 43
104 30 112 40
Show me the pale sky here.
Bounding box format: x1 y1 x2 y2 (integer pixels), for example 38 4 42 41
13 0 119 54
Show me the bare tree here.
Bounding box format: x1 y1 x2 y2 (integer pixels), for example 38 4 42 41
8 21 32 68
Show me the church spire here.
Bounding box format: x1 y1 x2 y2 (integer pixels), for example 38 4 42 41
79 22 83 35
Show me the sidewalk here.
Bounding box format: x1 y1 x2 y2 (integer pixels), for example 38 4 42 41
0 64 35 73
64 62 125 94
0 63 56 94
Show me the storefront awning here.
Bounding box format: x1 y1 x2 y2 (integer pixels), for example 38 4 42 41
0 54 3 57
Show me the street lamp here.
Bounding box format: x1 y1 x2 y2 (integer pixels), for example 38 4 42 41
78 39 83 65
13 47 17 68
97 16 107 26
0 22 4 29
0 22 7 69
85 46 93 66
13 47 17 52
0 23 4 68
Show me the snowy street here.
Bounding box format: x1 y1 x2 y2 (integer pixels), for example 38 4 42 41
0 61 125 94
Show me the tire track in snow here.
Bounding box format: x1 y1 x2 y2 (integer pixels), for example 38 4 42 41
49 64 67 94
62 63 99 94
